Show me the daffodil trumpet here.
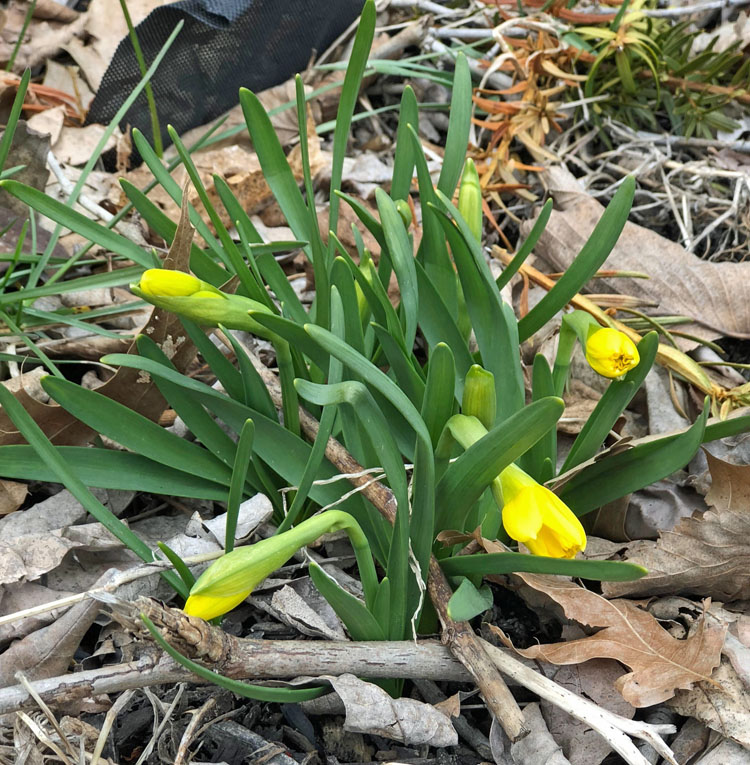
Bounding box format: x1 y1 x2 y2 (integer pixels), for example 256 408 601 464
498 463 586 559
435 409 586 559
183 510 377 622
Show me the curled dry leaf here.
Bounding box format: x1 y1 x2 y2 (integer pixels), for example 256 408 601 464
321 673 458 748
490 575 725 707
603 451 750 601
669 659 750 749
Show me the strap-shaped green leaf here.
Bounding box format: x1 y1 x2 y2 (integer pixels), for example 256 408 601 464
437 52 471 198
520 355 556 483
309 562 385 642
0 383 186 597
441 552 647 581
518 176 635 341
422 343 457 449
559 399 709 515
0 446 228 499
42 376 233 486
240 88 311 246
391 85 419 202
376 188 419 351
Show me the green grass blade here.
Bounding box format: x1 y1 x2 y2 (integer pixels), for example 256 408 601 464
0 181 154 268
0 69 30 172
157 542 195 590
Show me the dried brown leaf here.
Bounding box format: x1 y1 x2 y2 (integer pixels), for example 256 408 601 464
602 451 750 600
668 659 750 748
490 576 725 707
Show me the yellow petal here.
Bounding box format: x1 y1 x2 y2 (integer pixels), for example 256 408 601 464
183 589 252 621
140 269 202 298
502 486 543 543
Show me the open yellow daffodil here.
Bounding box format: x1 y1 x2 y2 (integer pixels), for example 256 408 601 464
584 327 640 379
499 464 586 558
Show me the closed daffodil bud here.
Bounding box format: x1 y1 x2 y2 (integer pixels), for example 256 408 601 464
184 535 299 621
139 269 213 298
131 268 272 337
498 463 586 559
462 365 496 430
585 327 640 379
395 199 412 227
184 510 376 621
457 158 482 242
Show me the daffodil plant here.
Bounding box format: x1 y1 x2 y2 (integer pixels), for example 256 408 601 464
0 0 741 703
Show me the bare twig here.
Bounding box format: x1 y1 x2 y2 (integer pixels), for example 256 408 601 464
174 696 216 765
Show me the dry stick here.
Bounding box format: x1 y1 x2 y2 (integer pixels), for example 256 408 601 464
0 641 473 715
225 338 530 740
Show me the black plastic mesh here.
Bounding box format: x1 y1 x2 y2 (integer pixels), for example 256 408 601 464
87 0 364 148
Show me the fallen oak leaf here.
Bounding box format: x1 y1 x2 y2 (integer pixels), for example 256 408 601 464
602 450 750 601
489 576 725 707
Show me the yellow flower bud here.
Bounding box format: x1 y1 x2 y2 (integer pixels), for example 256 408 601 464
139 269 206 298
183 510 377 621
499 463 586 558
184 535 298 621
585 328 640 379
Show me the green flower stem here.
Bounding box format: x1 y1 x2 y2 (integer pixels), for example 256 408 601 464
551 320 577 397
280 510 378 610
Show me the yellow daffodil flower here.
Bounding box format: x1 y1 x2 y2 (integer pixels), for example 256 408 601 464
585 327 640 379
499 464 586 558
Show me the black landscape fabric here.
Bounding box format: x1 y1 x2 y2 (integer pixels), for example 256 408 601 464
87 0 365 147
